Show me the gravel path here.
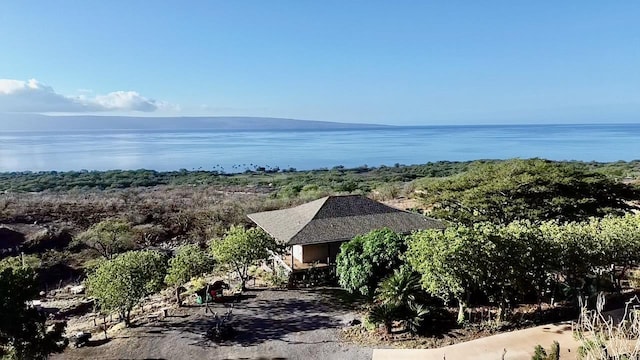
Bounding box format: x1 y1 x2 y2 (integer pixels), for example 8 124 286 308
55 289 373 360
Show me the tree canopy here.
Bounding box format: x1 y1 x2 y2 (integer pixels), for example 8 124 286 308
86 250 167 326
406 225 490 323
75 219 135 259
0 255 41 272
165 244 215 286
336 228 407 298
416 159 638 225
0 266 66 359
210 226 279 289
407 215 640 324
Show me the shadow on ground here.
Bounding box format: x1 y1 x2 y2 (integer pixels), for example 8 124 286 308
121 289 356 349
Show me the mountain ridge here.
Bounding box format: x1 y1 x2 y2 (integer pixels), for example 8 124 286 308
0 114 392 131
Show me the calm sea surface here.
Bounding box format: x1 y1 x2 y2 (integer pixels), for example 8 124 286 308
1 124 639 172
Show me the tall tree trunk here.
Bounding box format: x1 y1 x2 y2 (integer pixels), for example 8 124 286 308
496 303 504 324
176 286 185 307
457 299 466 324
384 320 393 335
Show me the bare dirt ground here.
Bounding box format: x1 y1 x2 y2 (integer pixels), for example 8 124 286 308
54 288 374 360
372 321 579 360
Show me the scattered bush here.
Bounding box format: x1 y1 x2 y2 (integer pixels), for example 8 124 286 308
74 219 135 259
210 226 280 290
336 228 406 298
165 244 215 287
532 341 560 360
0 266 67 359
86 250 167 326
0 255 41 271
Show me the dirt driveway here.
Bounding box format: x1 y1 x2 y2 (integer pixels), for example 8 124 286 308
55 288 374 360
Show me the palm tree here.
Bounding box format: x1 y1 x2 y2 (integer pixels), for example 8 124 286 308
368 302 399 335
369 267 429 334
375 267 422 307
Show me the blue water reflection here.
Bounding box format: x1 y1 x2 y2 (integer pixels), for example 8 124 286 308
0 124 638 172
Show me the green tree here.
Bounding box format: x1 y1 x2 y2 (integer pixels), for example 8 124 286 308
499 221 558 309
210 226 279 290
593 214 640 289
539 220 598 298
0 255 41 272
539 214 640 298
336 228 406 298
417 159 638 225
409 222 561 324
75 219 135 259
86 250 167 326
165 244 215 286
0 266 66 359
407 225 491 324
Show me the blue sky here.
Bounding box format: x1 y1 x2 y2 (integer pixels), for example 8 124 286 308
1 1 638 125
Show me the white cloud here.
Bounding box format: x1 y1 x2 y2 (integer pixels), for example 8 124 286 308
0 78 169 113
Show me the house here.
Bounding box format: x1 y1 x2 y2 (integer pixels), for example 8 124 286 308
247 195 445 271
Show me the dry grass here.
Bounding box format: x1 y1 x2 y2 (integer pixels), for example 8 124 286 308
0 185 312 242
0 185 318 286
574 293 640 359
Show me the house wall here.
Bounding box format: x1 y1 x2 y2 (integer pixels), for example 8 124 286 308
292 245 304 263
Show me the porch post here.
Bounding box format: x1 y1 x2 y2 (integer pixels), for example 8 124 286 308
290 245 294 270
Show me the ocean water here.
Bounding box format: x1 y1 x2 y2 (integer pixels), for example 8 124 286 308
1 124 639 172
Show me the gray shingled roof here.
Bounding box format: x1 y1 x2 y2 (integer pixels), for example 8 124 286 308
247 195 445 246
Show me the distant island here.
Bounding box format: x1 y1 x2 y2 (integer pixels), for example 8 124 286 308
0 114 391 132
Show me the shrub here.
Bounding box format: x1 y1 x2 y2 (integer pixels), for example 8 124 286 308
0 266 67 359
373 267 429 334
210 226 280 290
532 341 560 360
74 219 135 259
336 228 406 298
367 302 400 335
165 244 215 287
86 250 167 326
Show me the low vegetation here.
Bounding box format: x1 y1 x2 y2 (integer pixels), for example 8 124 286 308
532 341 560 360
574 293 640 359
